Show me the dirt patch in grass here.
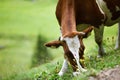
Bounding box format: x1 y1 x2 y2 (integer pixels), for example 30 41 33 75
89 65 120 80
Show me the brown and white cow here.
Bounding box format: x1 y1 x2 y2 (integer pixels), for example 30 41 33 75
45 0 120 76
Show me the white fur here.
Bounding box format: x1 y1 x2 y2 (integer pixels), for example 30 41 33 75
58 59 68 76
64 35 80 57
63 35 87 74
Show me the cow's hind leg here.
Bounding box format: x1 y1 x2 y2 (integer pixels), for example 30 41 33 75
94 26 106 57
115 22 120 50
58 59 68 76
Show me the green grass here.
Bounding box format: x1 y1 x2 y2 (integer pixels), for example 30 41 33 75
0 0 120 80
0 0 60 79
0 0 59 38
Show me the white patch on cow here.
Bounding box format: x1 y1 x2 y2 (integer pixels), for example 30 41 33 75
58 59 68 76
64 35 80 59
96 0 106 22
63 35 87 72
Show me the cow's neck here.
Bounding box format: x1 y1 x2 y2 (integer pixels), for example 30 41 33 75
60 0 77 37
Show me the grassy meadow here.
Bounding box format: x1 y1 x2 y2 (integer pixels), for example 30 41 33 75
0 0 120 80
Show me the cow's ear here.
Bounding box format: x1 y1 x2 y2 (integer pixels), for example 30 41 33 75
82 26 94 38
44 40 62 48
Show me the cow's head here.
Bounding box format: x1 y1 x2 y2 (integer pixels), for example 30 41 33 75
45 26 93 70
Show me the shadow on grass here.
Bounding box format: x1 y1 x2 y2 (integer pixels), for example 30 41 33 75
31 34 53 67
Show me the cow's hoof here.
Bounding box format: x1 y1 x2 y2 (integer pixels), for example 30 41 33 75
97 54 102 58
97 48 106 57
81 68 87 72
73 72 80 76
97 51 106 58
58 72 64 76
114 46 120 50
97 54 104 58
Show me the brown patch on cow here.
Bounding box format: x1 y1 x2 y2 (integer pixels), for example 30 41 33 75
63 26 94 38
63 31 83 38
74 0 105 26
56 0 77 36
103 0 120 20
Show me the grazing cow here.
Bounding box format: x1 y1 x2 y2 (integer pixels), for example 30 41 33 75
45 0 120 76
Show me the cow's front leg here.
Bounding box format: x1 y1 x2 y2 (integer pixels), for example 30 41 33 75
68 53 86 76
115 22 120 50
66 54 82 76
58 59 68 76
94 26 106 57
72 53 87 75
72 59 87 76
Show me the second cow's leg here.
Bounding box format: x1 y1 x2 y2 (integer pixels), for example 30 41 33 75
115 22 120 50
94 26 106 57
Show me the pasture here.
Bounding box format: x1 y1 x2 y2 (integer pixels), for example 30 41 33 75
0 0 120 80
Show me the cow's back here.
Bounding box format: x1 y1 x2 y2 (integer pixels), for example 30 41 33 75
74 0 105 27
